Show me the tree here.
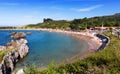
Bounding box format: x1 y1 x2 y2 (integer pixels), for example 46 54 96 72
117 31 120 38
115 22 120 27
109 27 113 34
43 18 53 22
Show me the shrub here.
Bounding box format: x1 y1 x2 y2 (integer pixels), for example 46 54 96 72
24 64 37 74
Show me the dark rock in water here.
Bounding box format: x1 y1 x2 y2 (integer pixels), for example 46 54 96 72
11 32 26 39
26 32 31 35
10 32 16 35
0 38 29 74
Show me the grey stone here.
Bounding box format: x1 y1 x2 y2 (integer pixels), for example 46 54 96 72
0 32 29 74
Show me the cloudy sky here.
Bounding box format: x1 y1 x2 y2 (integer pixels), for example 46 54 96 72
0 0 120 26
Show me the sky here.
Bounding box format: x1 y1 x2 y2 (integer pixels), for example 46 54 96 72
0 0 120 26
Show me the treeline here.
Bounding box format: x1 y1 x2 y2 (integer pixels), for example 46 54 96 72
25 13 120 30
0 26 16 29
26 19 70 29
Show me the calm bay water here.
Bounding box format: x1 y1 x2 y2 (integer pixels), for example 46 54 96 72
0 30 89 68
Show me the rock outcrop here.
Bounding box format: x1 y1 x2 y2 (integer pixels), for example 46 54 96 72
0 46 6 51
17 39 29 58
0 32 29 74
11 32 26 39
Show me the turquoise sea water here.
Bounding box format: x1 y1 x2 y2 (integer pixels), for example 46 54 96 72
0 30 89 68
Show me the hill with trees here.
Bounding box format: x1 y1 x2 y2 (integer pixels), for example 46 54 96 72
25 13 120 30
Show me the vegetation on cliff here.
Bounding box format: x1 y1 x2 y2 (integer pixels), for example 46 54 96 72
0 48 13 62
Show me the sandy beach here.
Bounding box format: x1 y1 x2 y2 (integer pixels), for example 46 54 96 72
0 28 102 64
24 28 102 61
38 28 102 49
0 28 102 52
35 28 102 64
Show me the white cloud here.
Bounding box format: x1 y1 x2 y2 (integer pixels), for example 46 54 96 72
0 3 19 6
73 4 103 12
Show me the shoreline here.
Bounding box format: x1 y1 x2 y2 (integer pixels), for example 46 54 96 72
0 28 102 55
0 28 102 51
0 28 103 73
56 31 102 64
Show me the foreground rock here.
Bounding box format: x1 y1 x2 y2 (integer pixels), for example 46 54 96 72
0 32 29 74
0 46 6 51
10 32 16 35
16 69 24 74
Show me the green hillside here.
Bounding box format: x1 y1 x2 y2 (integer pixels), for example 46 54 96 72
25 13 120 30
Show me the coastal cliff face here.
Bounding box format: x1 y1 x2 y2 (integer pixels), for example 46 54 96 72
0 32 29 74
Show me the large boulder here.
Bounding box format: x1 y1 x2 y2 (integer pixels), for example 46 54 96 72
11 32 26 39
17 39 29 58
10 32 16 35
0 37 29 74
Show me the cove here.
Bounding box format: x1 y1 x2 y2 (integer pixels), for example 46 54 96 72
0 30 89 68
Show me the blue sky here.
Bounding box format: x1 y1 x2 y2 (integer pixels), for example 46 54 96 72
0 0 120 26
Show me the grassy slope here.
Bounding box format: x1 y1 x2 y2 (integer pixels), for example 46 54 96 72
0 50 7 62
25 33 120 74
0 49 13 62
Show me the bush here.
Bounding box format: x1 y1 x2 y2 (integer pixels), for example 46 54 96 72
24 64 37 74
0 51 6 62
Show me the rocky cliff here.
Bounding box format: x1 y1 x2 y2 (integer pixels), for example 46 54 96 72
0 32 29 74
